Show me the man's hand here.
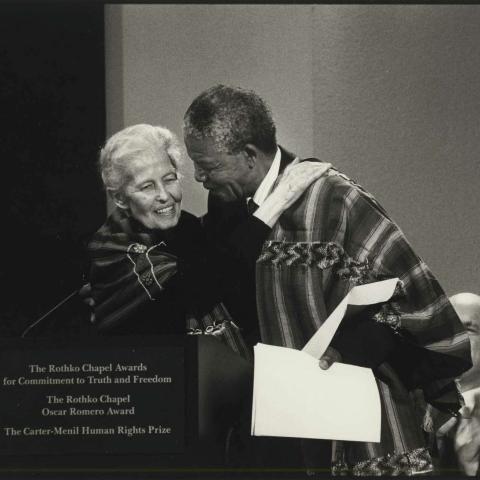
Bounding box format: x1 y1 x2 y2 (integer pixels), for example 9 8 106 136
454 399 480 475
318 346 342 370
255 160 331 227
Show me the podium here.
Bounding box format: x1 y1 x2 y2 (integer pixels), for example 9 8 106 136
197 335 252 440
0 334 253 474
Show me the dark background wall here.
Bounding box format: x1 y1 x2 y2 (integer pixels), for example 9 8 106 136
1 4 106 335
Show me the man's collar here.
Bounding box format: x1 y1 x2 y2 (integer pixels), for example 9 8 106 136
252 147 282 207
278 145 297 173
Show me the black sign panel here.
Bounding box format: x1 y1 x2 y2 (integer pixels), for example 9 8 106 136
0 343 185 456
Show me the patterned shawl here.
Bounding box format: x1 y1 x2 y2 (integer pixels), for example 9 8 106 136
256 166 472 475
88 208 250 359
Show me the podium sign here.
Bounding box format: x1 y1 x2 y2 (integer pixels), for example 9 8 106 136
0 334 252 473
0 344 185 455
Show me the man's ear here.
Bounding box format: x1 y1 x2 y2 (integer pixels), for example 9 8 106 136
109 188 128 210
243 144 260 168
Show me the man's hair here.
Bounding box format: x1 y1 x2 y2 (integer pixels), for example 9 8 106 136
183 85 277 155
99 124 182 191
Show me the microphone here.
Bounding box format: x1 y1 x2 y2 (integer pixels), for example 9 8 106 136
20 288 81 338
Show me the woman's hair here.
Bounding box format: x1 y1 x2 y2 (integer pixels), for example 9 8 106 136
99 124 182 191
183 84 277 155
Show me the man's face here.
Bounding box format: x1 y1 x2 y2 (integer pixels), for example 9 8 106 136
185 136 253 202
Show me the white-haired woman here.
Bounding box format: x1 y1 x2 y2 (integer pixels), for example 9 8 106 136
87 124 329 357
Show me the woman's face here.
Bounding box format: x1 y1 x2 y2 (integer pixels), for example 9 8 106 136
114 153 182 231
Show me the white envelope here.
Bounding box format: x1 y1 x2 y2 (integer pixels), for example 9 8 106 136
251 343 381 442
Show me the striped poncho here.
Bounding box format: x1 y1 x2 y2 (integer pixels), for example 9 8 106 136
255 167 472 475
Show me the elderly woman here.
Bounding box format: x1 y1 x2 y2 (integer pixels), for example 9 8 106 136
87 124 329 356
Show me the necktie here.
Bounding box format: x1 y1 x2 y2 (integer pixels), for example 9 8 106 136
247 198 259 215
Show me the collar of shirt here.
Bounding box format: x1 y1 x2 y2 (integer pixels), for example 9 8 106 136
248 147 282 208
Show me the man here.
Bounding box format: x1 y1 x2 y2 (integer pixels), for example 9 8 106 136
183 85 472 475
423 293 480 475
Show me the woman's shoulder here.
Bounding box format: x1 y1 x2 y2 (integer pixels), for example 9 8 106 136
92 208 131 236
89 209 204 253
